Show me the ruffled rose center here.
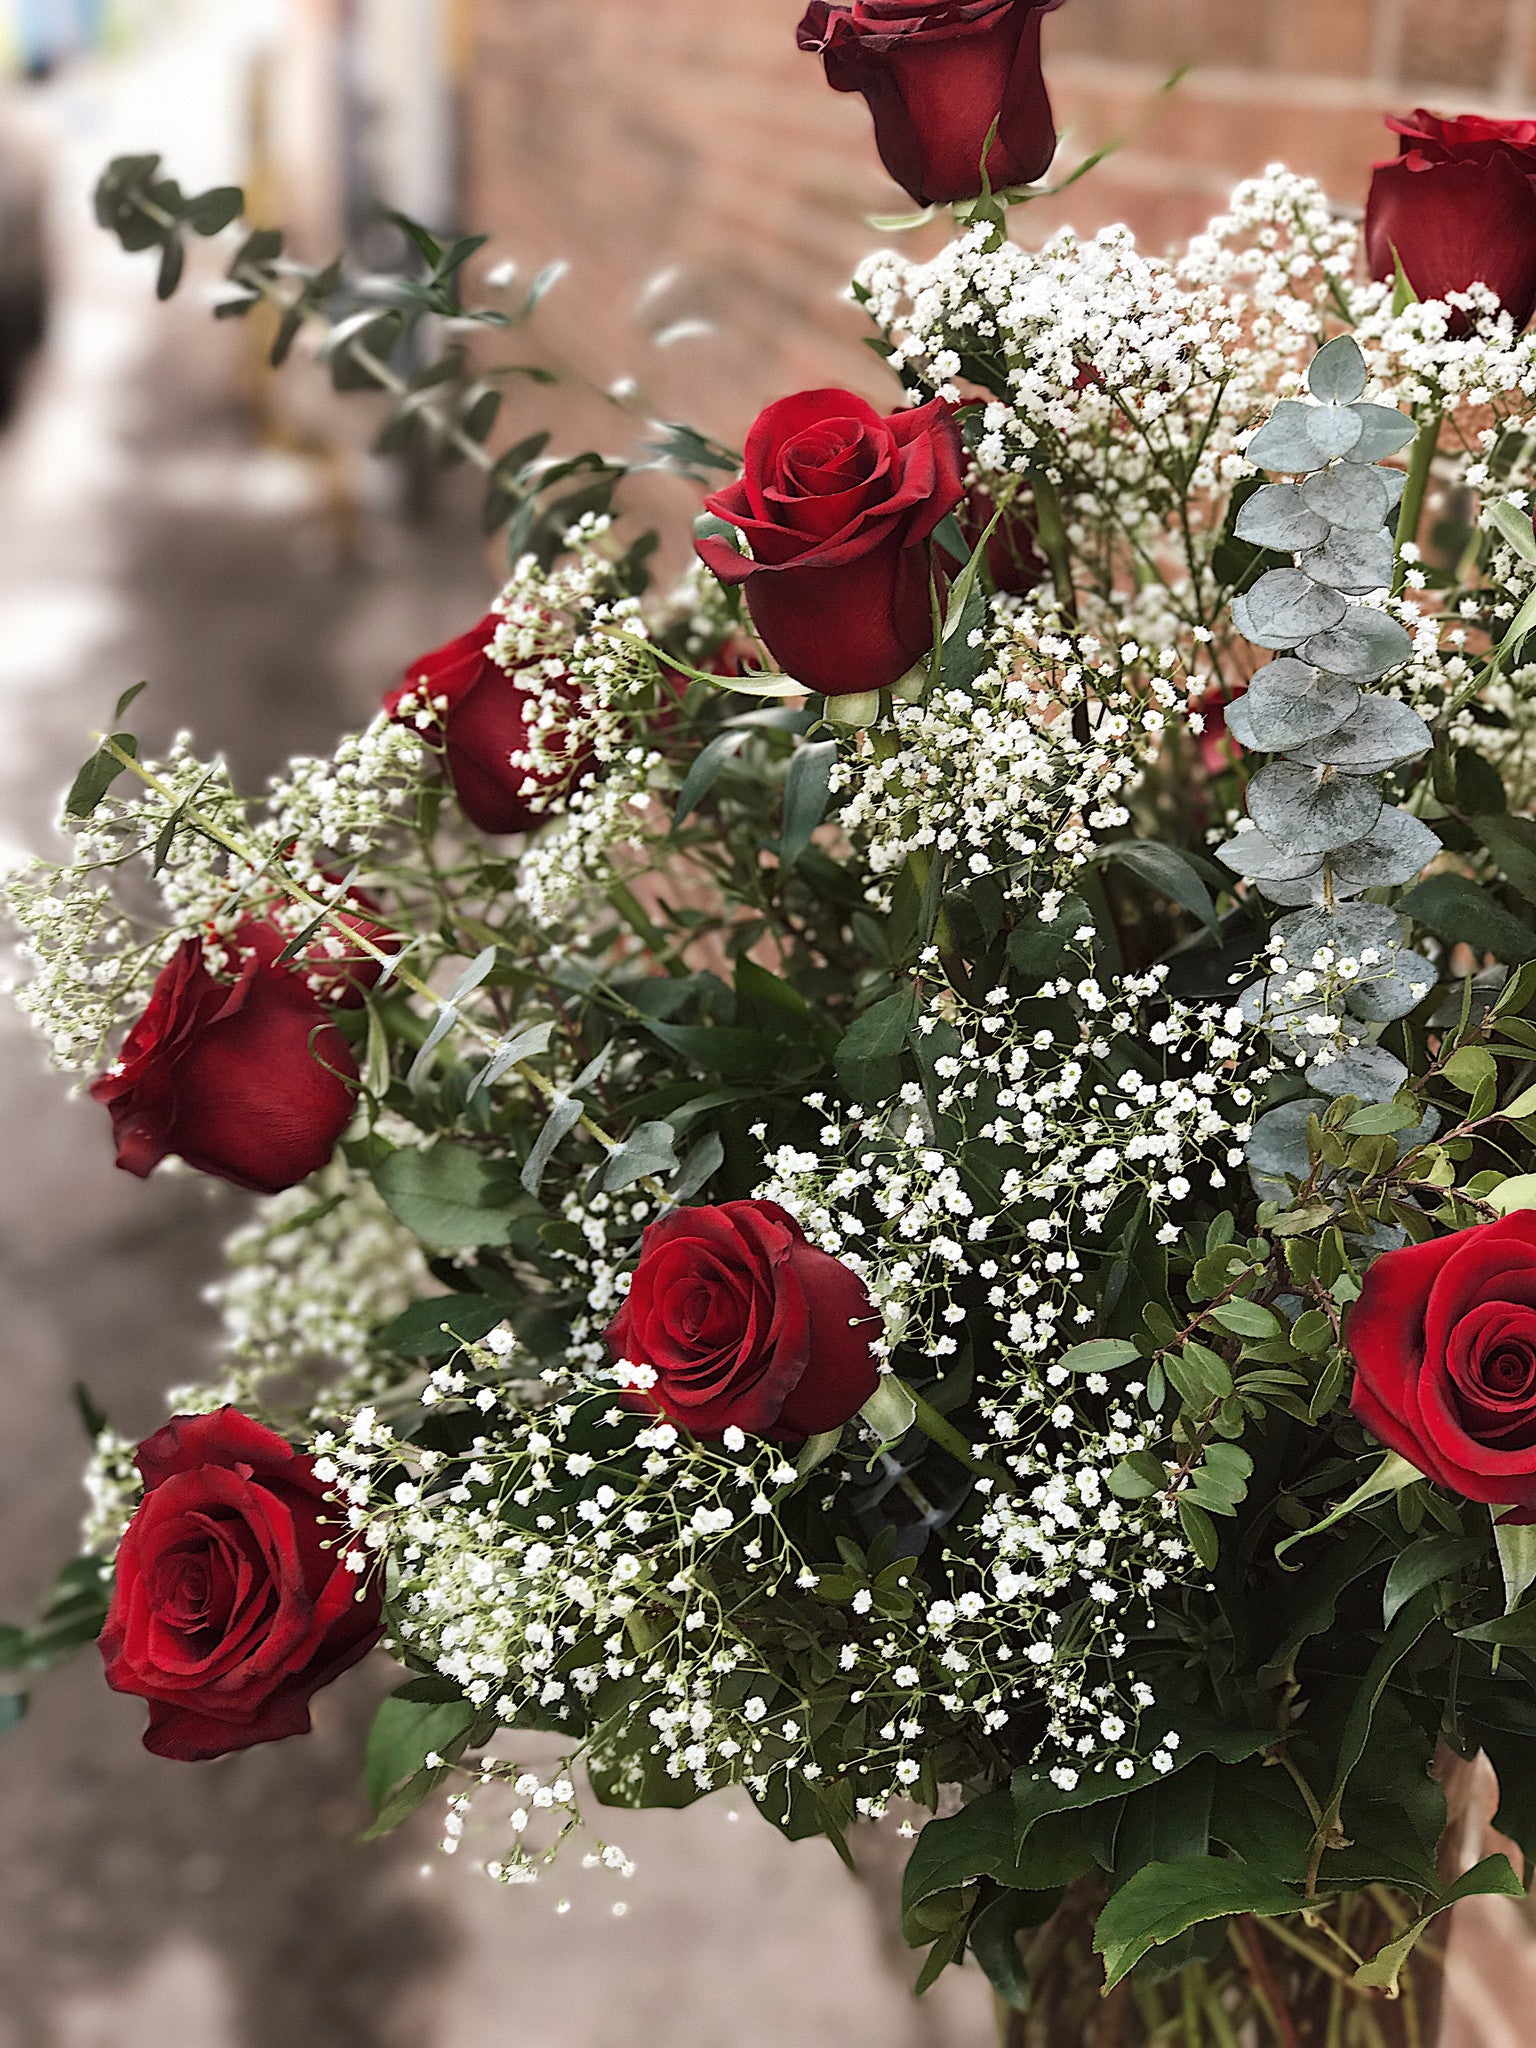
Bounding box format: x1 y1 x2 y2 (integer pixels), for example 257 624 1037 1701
1448 1298 1536 1447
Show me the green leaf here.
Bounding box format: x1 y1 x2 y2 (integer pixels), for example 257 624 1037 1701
861 1376 917 1446
969 1886 1057 2011
1442 1044 1499 1096
836 989 917 1068
365 1689 477 1814
373 1142 521 1251
1401 874 1536 965
1475 813 1536 901
520 1094 587 1197
1323 1587 1441 1828
65 733 138 819
1094 1857 1300 1989
1108 1450 1167 1500
1058 1339 1142 1374
1488 500 1536 566
672 730 749 830
1178 1496 1220 1567
182 184 243 236
1274 1452 1422 1571
1383 1535 1480 1627
1107 842 1220 932
370 1294 505 1360
780 740 838 862
602 1120 679 1193
1355 1856 1523 1992
1209 1299 1281 1340
1489 1175 1536 1215
1495 1514 1536 1615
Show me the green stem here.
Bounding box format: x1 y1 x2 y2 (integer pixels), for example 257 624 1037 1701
1029 468 1076 624
1393 412 1443 595
908 1390 1016 1492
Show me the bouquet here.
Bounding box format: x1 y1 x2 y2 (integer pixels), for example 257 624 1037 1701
14 9 1536 2041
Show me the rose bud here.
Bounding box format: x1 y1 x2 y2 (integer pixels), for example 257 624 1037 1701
797 0 1066 209
607 1199 882 1440
697 389 964 698
90 921 359 1196
100 1409 384 1761
385 612 592 836
959 484 1046 597
1348 1211 1536 1509
1366 110 1536 333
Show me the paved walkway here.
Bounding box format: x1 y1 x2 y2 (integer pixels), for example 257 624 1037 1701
0 11 987 2048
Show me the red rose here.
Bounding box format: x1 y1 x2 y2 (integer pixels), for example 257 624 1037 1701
90 921 359 1195
385 612 592 835
1348 1211 1536 1508
100 1409 383 1762
1366 110 1536 332
697 390 964 698
606 1199 882 1440
1193 681 1244 776
798 0 1064 207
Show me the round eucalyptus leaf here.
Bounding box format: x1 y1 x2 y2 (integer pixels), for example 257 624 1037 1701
1381 468 1408 510
1306 406 1365 459
1343 403 1416 463
1255 868 1341 906
1245 400 1331 474
1300 528 1396 594
1300 608 1413 680
1301 464 1393 532
1344 949 1438 1022
1275 902 1404 964
1328 805 1441 890
1247 1097 1326 1181
1225 661 1357 752
1286 695 1432 772
1307 336 1368 406
1233 483 1331 553
1248 761 1384 857
1240 569 1348 648
1216 826 1324 883
1306 1040 1410 1103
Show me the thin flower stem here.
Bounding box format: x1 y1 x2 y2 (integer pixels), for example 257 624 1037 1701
1232 1917 1305 2048
907 1390 1017 1493
1393 411 1442 596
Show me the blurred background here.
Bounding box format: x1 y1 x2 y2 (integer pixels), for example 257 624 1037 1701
2 3 1536 2044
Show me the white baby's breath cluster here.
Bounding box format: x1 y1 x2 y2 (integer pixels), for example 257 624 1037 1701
186 1166 432 1415
81 1427 141 1558
835 607 1180 900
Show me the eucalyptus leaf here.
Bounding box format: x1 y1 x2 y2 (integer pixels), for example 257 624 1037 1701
1238 570 1348 649
1286 695 1431 773
520 1094 587 1196
1327 808 1442 892
1306 1042 1410 1102
1233 484 1330 553
1344 951 1437 1023
602 1120 680 1193
1275 903 1403 964
1224 661 1357 753
1248 761 1383 857
1306 406 1364 459
1343 402 1416 462
1245 400 1331 474
1300 610 1414 681
1487 498 1536 566
1300 528 1395 594
1308 335 1368 405
1301 464 1393 532
1215 827 1323 885
1246 1099 1326 1183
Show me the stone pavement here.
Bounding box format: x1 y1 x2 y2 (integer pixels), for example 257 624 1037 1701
0 11 989 2048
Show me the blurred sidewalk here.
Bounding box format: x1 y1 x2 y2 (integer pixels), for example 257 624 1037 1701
0 7 991 2046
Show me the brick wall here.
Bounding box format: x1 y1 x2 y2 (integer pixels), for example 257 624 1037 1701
462 0 1536 471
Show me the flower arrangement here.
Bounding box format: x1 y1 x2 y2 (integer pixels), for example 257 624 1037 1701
15 7 1536 2040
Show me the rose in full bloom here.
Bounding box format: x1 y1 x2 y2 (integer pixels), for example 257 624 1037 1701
385 612 590 835
607 1199 882 1440
100 1409 384 1761
797 0 1065 208
1366 110 1536 332
1348 1211 1536 1508
90 921 359 1195
697 389 964 697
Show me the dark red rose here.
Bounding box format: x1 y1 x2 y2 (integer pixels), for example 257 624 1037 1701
606 1199 882 1440
697 389 964 698
1193 681 1244 776
90 921 359 1195
1348 1211 1536 1508
960 484 1046 597
100 1409 383 1762
1367 110 1536 333
385 612 592 835
797 0 1065 207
